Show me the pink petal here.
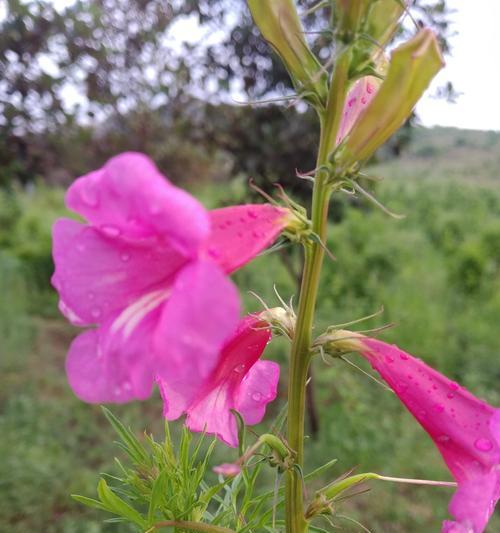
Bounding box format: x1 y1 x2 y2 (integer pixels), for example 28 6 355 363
235 360 280 425
52 218 185 326
203 204 290 273
66 152 209 256
185 316 276 447
337 77 380 145
360 338 500 483
65 299 165 403
443 473 498 533
155 260 240 421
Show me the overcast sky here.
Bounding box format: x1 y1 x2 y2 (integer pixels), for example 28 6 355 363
416 0 500 131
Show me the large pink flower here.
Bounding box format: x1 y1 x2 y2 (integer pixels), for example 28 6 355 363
345 335 500 533
159 315 280 447
52 152 288 417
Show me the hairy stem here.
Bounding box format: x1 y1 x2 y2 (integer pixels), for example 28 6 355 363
285 114 333 532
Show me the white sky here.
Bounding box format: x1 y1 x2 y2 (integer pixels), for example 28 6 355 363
416 0 500 131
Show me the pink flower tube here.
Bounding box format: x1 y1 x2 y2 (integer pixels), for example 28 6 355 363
159 315 280 447
336 332 500 533
52 152 288 419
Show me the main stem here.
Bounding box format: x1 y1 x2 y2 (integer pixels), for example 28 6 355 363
285 117 332 533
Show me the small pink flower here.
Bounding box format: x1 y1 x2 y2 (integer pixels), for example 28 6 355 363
354 337 500 533
336 76 380 145
159 315 280 447
213 463 242 477
52 152 288 415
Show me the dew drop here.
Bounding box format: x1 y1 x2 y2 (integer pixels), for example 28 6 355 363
447 392 455 400
474 438 493 452
101 224 121 237
120 252 131 262
433 403 445 413
366 83 374 94
91 307 101 319
396 382 408 393
252 230 261 239
251 392 262 401
123 381 132 392
418 409 427 418
361 96 367 105
384 355 395 364
437 435 450 443
399 352 409 361
114 386 121 396
207 247 221 259
248 209 258 219
449 382 459 391
234 364 245 374
348 97 357 108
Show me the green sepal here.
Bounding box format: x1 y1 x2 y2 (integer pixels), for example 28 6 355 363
337 29 444 170
366 0 406 45
247 0 327 103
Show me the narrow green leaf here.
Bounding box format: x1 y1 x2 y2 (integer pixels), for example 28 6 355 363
71 494 108 511
97 478 147 528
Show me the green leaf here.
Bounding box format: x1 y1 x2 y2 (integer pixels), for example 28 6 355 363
101 407 149 466
338 29 444 168
97 478 147 528
71 494 108 511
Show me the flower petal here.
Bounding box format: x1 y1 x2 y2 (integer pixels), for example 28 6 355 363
443 472 499 533
337 76 380 145
66 152 209 256
65 298 165 403
155 259 240 420
359 338 500 483
185 316 277 447
203 204 289 273
235 360 280 426
52 218 184 326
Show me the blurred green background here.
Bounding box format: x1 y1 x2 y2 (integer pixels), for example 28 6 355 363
1 0 499 531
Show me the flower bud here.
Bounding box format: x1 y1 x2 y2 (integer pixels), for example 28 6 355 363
213 463 241 477
247 0 327 102
366 0 407 45
260 306 296 339
336 29 444 171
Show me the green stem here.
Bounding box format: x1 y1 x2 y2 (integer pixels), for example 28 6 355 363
285 115 333 533
147 521 235 533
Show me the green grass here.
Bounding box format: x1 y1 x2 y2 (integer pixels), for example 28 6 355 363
1 126 500 531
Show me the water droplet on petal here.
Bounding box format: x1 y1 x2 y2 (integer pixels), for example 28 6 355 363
101 224 121 237
418 409 427 418
234 364 245 374
114 386 121 396
361 96 367 105
433 404 445 413
248 209 258 219
348 97 357 107
251 392 262 401
208 247 221 259
447 392 455 399
474 438 493 452
437 435 450 443
399 352 409 360
120 252 130 262
366 83 374 94
91 307 101 319
384 355 395 364
449 382 459 391
123 381 132 392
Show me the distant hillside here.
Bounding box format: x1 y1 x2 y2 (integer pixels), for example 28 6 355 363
372 127 500 186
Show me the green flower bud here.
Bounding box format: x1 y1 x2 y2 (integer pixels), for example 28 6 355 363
247 0 327 102
336 29 444 171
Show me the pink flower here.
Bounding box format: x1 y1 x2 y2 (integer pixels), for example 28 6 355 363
159 315 280 447
52 152 288 417
350 336 500 533
336 76 380 146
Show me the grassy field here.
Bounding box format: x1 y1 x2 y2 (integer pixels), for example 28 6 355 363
1 126 499 531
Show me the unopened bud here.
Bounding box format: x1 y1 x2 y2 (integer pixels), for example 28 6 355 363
260 306 296 339
247 0 327 102
313 328 363 357
213 463 241 477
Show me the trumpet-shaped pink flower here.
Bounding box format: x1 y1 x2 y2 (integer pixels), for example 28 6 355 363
159 315 280 447
352 336 500 533
336 76 380 146
52 152 288 414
